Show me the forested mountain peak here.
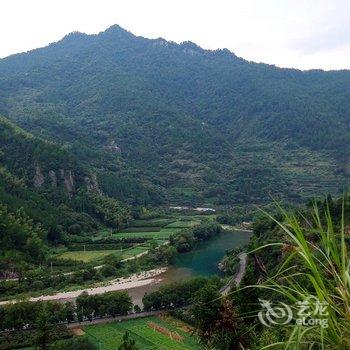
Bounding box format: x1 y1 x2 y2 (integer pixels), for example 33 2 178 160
0 24 349 205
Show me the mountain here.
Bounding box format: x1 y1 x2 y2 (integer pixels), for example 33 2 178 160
0 116 131 262
0 24 349 205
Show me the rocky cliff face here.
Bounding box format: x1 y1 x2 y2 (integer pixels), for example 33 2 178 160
48 170 57 187
105 140 121 153
60 169 75 196
84 174 102 195
32 165 101 196
33 165 45 188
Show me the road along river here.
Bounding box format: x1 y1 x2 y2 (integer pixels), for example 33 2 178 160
1 230 252 306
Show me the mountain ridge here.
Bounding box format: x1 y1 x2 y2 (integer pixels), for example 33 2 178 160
2 24 349 73
0 24 349 205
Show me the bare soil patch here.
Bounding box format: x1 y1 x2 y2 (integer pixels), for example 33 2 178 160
71 327 85 336
148 322 183 341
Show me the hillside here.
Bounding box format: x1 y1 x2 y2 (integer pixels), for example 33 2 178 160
0 116 131 265
0 25 349 205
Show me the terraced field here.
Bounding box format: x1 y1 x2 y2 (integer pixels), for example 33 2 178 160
57 245 149 262
83 315 200 350
58 250 122 262
57 214 212 263
114 228 182 241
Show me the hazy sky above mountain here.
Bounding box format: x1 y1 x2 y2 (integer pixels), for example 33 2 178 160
1 0 349 70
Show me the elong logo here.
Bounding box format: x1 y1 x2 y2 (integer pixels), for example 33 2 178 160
258 296 329 329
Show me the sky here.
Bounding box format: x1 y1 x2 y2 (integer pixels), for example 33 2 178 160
1 0 349 70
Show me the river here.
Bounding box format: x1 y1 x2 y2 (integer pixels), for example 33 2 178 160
128 230 252 306
0 230 252 307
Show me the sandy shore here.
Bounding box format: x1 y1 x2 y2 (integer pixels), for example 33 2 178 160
0 268 167 305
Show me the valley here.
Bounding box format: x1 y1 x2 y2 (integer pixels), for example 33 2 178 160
0 19 349 350
0 211 250 306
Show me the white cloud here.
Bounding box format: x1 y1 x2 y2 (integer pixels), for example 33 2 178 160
0 0 349 70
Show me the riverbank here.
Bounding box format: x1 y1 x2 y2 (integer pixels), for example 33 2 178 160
221 224 253 233
0 268 167 305
220 252 248 296
1 230 251 307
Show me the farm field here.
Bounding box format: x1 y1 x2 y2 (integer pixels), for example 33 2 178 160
57 214 211 263
58 250 122 262
83 315 200 350
57 245 149 262
165 220 200 228
114 228 182 241
131 218 175 227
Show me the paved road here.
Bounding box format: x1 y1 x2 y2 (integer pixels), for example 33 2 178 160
220 253 248 296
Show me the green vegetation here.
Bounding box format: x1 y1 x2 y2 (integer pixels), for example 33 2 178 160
0 203 47 266
0 291 132 349
0 116 132 281
56 214 211 263
170 221 222 253
52 338 98 350
1 22 350 350
58 250 124 262
249 200 350 348
193 195 350 349
76 291 132 321
0 301 73 350
118 331 139 350
84 315 200 350
0 213 213 299
114 229 180 241
142 277 222 311
0 25 349 207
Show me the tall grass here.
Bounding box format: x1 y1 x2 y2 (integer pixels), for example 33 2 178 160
254 201 350 349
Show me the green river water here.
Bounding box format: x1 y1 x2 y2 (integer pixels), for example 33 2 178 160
171 230 252 277
128 230 252 305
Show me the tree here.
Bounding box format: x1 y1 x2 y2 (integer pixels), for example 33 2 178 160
192 285 243 349
34 306 56 350
100 263 118 277
154 245 178 263
134 305 141 313
103 291 132 317
52 338 97 350
192 283 221 339
64 302 75 323
103 254 122 268
118 331 139 350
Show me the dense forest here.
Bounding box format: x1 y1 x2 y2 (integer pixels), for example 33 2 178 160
0 25 349 205
0 116 131 270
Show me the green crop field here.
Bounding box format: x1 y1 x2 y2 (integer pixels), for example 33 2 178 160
83 315 200 350
60 215 206 262
121 245 149 258
58 250 122 262
164 220 200 228
120 226 161 233
114 227 183 241
57 245 149 262
114 231 168 240
131 218 175 227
